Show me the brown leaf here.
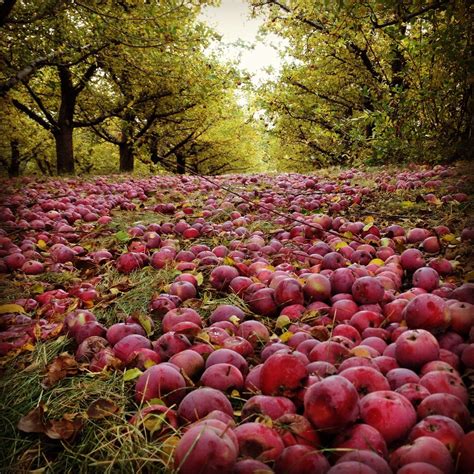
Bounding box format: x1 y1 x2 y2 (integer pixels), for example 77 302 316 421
86 398 119 419
42 353 79 389
17 404 46 433
44 416 83 440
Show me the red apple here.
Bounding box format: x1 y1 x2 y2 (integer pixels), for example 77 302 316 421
359 390 417 444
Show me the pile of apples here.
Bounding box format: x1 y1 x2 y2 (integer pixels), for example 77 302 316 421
0 165 473 473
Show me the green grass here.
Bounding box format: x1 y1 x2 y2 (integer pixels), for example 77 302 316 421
0 337 175 473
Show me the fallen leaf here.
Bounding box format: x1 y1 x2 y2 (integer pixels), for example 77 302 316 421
195 272 204 286
135 313 153 336
44 416 83 440
36 239 48 250
279 331 294 343
143 413 167 433
42 353 79 388
0 304 25 314
123 368 142 381
87 398 119 419
115 230 130 242
17 404 46 433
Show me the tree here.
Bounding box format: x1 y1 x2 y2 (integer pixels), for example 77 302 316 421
253 0 472 168
2 1 219 174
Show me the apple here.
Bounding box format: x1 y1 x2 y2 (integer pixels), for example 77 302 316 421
233 459 273 474
233 422 284 462
359 390 417 444
210 304 246 324
403 294 450 332
168 349 204 379
339 366 390 396
396 463 444 474
210 265 239 291
106 322 146 346
274 445 330 474
135 363 186 405
304 375 359 430
260 353 308 398
394 329 440 369
303 273 332 301
162 307 202 333
177 387 234 423
200 363 244 392
336 450 391 474
389 436 454 473
409 415 464 454
242 395 296 421
332 423 388 459
174 419 237 474
419 370 468 404
417 393 471 431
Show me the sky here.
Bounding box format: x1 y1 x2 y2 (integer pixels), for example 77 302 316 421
199 0 287 87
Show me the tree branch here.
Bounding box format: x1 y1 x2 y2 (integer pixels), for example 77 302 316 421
73 62 98 95
289 80 357 111
11 99 54 131
22 82 57 126
372 1 449 28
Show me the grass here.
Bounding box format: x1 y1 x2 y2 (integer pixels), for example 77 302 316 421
0 336 175 473
0 163 473 472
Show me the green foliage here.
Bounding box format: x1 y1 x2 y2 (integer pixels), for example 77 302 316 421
1 0 262 176
253 0 473 170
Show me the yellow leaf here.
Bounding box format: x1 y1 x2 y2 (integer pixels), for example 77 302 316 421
257 416 273 427
223 256 235 266
335 241 348 250
110 288 121 296
364 216 375 224
363 222 374 232
144 359 157 369
342 231 353 239
229 315 241 326
441 234 456 243
230 389 240 398
31 283 45 294
0 304 25 314
159 435 180 462
401 201 414 209
196 331 210 343
37 240 48 250
369 258 384 266
279 331 294 343
143 413 166 433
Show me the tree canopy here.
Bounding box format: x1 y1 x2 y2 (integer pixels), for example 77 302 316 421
252 0 472 170
0 0 472 176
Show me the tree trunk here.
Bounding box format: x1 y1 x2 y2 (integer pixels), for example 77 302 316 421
176 151 186 174
119 141 134 172
56 66 77 175
8 139 20 177
149 136 160 164
54 126 74 175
